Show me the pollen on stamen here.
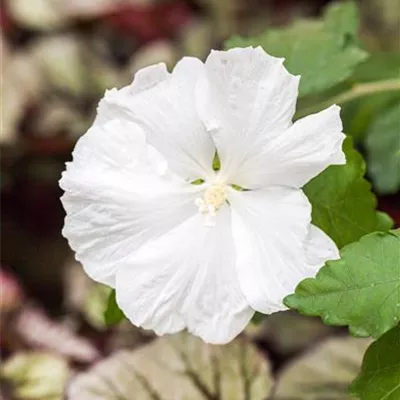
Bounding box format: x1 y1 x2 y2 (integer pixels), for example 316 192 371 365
195 182 227 226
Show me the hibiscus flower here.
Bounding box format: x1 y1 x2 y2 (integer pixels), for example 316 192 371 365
60 47 345 344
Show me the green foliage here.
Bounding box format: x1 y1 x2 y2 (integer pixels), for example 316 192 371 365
285 230 400 339
366 102 400 194
350 326 400 400
353 53 400 82
341 53 400 142
104 289 125 325
303 137 393 249
251 312 265 325
84 284 112 329
225 2 368 97
324 1 359 38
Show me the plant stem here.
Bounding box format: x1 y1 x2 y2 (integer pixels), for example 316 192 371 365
296 78 400 118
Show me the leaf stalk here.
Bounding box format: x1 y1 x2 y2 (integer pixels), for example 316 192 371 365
297 78 400 118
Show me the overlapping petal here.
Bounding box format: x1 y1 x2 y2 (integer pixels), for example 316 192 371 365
228 186 312 313
96 59 215 182
60 119 201 287
116 207 254 344
196 46 299 183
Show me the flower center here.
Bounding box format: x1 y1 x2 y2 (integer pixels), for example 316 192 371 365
203 184 226 209
195 182 227 226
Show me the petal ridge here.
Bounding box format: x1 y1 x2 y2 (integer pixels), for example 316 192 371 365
95 58 215 181
116 209 254 344
60 119 199 287
196 46 300 183
228 186 312 313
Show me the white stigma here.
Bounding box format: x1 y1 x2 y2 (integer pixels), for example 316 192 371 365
195 182 227 227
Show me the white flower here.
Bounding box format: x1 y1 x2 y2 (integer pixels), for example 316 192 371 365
60 47 345 344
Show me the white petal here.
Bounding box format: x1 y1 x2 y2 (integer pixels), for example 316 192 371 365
228 186 312 314
129 62 170 94
116 207 254 344
304 225 340 271
232 105 346 189
60 119 200 287
96 59 215 181
94 63 169 127
196 46 299 182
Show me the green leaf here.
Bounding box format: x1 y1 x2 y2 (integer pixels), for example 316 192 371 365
251 311 266 325
350 326 400 400
285 230 400 339
365 102 400 194
341 53 400 142
83 283 112 329
324 1 360 38
225 2 368 97
304 136 393 249
352 52 400 82
104 289 125 326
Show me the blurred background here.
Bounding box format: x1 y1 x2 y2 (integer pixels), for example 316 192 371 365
1 0 399 399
